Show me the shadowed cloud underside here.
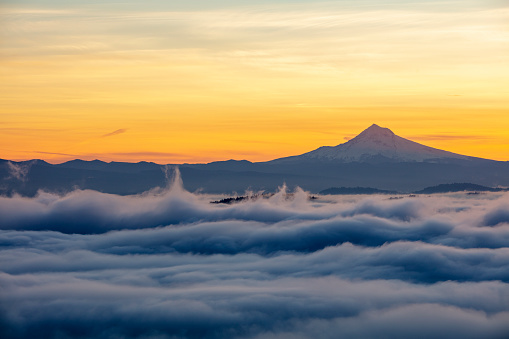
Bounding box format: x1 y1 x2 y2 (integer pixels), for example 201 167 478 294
1 172 509 338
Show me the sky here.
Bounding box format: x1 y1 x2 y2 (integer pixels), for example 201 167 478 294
1 0 508 163
1 173 509 338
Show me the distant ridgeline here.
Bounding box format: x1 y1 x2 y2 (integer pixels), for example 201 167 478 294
414 183 507 194
319 187 398 195
319 183 507 196
2 125 509 196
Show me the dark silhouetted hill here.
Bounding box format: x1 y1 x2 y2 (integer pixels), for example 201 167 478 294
414 183 506 194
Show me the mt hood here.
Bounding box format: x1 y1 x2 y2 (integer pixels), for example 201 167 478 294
277 124 470 163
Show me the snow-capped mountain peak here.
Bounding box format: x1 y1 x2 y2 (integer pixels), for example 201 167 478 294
357 123 394 138
294 124 469 163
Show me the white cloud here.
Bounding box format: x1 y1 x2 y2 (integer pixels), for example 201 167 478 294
0 176 509 338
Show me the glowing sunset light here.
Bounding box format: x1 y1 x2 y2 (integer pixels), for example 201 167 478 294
1 0 508 163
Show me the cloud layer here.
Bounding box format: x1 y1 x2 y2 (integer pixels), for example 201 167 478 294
1 176 509 338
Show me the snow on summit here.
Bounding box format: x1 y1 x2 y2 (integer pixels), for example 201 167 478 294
298 124 470 162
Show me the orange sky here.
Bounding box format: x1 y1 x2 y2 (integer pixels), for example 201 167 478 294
1 1 508 163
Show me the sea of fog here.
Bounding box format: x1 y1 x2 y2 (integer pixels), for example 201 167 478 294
1 171 509 339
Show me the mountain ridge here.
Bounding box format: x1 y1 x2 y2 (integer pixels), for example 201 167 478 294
271 124 472 164
1 124 509 195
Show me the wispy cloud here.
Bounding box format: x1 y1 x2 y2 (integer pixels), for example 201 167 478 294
1 8 75 15
411 135 494 141
34 151 78 157
6 161 34 182
1 1 508 163
106 151 183 157
101 129 127 138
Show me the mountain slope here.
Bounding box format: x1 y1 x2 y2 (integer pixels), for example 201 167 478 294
272 124 471 163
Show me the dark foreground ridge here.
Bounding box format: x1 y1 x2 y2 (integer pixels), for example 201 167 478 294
211 193 318 204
